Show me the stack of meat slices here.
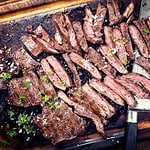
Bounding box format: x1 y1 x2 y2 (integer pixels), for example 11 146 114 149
1 0 150 146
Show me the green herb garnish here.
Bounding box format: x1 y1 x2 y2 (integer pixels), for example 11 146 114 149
43 74 50 83
42 95 49 103
53 95 59 101
19 95 26 99
76 91 82 98
17 114 31 126
23 81 30 88
79 60 83 65
7 128 17 137
8 110 14 118
1 72 12 80
17 99 23 106
24 124 35 134
0 140 10 148
143 28 150 34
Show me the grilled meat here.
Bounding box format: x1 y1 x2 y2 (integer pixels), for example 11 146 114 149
107 0 122 25
13 47 39 71
32 101 86 145
135 56 150 74
62 53 81 87
41 59 66 91
0 79 7 90
112 27 128 65
84 47 117 77
133 19 150 51
120 22 134 61
123 73 150 92
69 52 102 79
116 76 150 99
129 25 149 58
81 83 114 118
83 6 102 44
147 16 150 29
89 78 124 106
99 45 128 74
46 56 72 87
104 76 136 106
8 71 41 107
123 2 134 19
64 14 81 52
104 26 115 48
21 34 44 56
72 21 88 52
58 91 105 135
93 3 107 40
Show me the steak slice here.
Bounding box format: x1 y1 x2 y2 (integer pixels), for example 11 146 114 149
135 56 150 74
8 71 42 107
58 91 105 136
112 27 128 65
81 83 114 118
46 56 72 87
84 47 117 77
13 47 39 71
72 21 88 52
0 79 7 90
147 16 150 29
123 2 134 19
64 14 81 52
99 45 128 74
21 34 44 56
129 25 149 58
133 19 150 51
89 78 124 106
32 101 86 145
122 73 150 92
41 59 66 91
69 52 102 79
107 0 122 25
83 6 102 44
116 76 150 99
120 22 134 61
62 53 81 87
104 26 115 49
104 76 136 106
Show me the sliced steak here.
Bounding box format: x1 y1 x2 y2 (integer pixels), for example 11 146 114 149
107 0 122 25
147 16 150 29
99 45 128 74
104 26 115 48
112 27 128 65
83 6 102 44
21 34 44 56
84 47 117 77
89 78 124 106
72 21 88 52
58 91 105 135
64 14 81 52
69 52 102 79
129 25 149 58
8 71 41 107
104 76 136 106
81 83 113 118
46 56 72 87
13 47 39 71
93 3 107 40
62 53 81 87
0 79 7 90
123 2 134 19
122 73 150 92
41 59 66 91
120 22 134 61
116 77 150 99
32 101 86 145
133 19 150 51
135 56 150 74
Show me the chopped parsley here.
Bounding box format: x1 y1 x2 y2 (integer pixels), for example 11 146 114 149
17 114 31 126
1 72 12 80
79 60 83 65
143 28 150 34
8 110 15 118
23 81 30 88
0 140 10 148
7 128 17 137
43 74 50 83
75 91 82 98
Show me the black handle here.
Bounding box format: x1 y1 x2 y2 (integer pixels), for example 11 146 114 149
124 122 137 150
